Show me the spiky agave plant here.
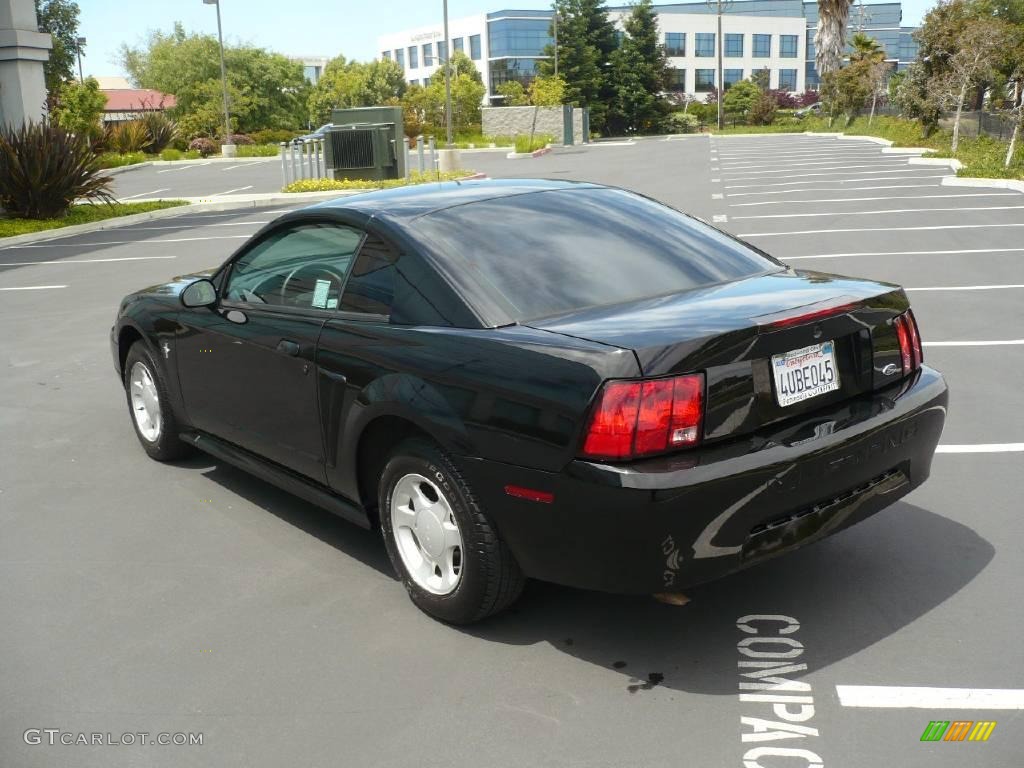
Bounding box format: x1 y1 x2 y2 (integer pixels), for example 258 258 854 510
0 119 115 219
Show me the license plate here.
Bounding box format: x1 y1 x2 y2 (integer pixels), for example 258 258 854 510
772 341 840 407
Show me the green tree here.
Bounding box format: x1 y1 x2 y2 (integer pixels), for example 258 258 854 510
120 23 308 138
539 0 618 131
34 0 81 107
749 90 778 125
529 75 567 105
607 0 670 135
52 76 106 138
307 56 406 124
821 59 873 126
496 81 530 105
722 80 761 123
891 61 942 135
751 67 770 91
850 32 888 124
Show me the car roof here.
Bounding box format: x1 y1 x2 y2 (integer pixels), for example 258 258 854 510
301 178 604 227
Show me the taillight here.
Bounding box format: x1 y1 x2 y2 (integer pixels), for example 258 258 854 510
581 374 704 461
894 309 923 374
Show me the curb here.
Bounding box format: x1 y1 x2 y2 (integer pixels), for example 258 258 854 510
506 146 553 159
941 176 1024 193
881 147 927 154
0 191 361 248
908 156 963 170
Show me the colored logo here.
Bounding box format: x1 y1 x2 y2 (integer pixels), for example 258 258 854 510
920 720 997 742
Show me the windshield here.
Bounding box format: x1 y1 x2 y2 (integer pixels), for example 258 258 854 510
411 187 780 325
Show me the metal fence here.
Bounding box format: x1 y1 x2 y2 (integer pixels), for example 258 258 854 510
870 106 1016 141
280 135 442 187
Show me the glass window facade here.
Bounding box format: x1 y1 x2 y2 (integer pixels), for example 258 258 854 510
488 18 551 58
780 34 798 58
437 41 447 63
665 32 685 57
695 32 715 57
725 33 743 57
470 34 481 60
453 37 464 53
669 68 686 91
752 33 771 57
395 48 404 69
489 58 543 88
695 68 715 91
724 68 744 88
381 50 391 60
422 43 432 65
408 45 418 68
778 68 797 90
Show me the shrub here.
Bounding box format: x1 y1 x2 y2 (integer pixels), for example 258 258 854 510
96 151 147 168
0 120 115 219
222 134 254 146
106 120 150 154
514 134 552 153
250 128 301 145
766 89 799 109
797 90 821 107
142 113 178 153
183 149 202 159
670 112 700 133
235 144 281 157
749 92 779 125
282 170 477 193
160 148 183 161
188 137 218 157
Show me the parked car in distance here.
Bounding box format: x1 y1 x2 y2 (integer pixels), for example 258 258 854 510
297 123 332 142
795 102 823 118
111 179 948 624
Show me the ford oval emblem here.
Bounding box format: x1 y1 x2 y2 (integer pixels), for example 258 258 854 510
881 363 900 376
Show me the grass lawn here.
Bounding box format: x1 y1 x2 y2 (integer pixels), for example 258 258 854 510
283 170 478 193
710 114 1023 180
0 200 188 239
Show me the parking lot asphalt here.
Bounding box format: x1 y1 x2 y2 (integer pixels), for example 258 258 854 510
110 158 283 200
2 135 1022 767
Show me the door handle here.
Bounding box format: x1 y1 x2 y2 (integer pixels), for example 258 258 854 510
276 339 301 357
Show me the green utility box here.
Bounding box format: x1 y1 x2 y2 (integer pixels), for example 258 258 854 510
325 106 405 181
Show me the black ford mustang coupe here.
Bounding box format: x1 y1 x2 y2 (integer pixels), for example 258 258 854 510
112 180 948 623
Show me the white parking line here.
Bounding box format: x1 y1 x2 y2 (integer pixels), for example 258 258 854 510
729 192 1020 206
836 685 1024 709
726 176 947 190
156 162 211 173
116 221 268 231
725 167 950 182
726 183 955 197
907 284 1024 291
936 444 1024 453
211 186 254 196
0 284 67 291
785 248 1024 260
924 339 1024 347
118 188 170 200
8 234 251 248
732 205 1024 220
721 161 909 174
0 255 178 265
740 223 1024 237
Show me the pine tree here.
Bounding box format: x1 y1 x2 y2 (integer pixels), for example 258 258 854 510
607 0 670 135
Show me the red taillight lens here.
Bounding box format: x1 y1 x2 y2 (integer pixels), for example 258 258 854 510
894 309 923 374
581 374 704 461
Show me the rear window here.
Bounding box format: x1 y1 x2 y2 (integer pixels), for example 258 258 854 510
410 188 779 324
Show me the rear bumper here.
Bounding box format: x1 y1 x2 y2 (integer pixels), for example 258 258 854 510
460 366 948 594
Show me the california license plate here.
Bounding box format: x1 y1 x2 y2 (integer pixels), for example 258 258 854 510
772 341 840 407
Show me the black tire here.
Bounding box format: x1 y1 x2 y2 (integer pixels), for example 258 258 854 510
379 438 525 624
122 341 193 462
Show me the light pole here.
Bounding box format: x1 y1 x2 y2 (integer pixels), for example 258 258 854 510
706 0 732 130
203 0 235 157
553 10 558 79
442 0 453 147
75 36 86 82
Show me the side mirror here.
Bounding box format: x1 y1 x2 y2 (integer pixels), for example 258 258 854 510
181 278 217 308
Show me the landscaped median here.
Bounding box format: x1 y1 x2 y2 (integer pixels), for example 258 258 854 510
0 201 188 239
282 170 482 193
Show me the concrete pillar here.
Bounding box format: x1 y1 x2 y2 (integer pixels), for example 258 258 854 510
0 0 52 127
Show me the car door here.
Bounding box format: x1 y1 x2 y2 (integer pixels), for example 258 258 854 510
176 220 364 482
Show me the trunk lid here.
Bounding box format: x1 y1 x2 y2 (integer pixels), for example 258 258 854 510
527 270 909 443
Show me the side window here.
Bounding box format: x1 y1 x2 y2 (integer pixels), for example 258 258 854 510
224 223 362 309
339 233 398 316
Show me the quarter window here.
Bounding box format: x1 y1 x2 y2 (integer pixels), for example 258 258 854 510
224 224 362 310
340 233 399 316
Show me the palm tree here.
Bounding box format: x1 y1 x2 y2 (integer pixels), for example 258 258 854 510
815 0 855 79
850 32 887 124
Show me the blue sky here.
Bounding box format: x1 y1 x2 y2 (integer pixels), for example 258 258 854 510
78 0 938 80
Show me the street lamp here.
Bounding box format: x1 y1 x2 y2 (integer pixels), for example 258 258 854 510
706 0 733 130
76 36 86 82
552 10 558 79
203 0 235 157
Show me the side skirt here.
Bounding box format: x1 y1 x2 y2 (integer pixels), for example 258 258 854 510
181 431 370 530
